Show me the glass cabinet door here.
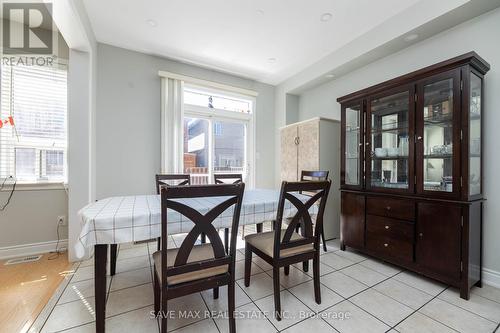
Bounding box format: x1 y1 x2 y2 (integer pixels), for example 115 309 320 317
469 73 482 196
368 90 413 191
343 104 362 187
417 70 460 195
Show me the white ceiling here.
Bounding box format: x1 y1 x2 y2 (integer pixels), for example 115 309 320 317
82 0 421 85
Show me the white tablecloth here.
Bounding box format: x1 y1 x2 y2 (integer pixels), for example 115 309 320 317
75 189 317 258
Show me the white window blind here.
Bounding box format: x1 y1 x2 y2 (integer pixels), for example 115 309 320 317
0 64 67 183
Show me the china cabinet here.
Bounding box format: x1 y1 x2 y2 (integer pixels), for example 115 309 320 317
338 52 489 299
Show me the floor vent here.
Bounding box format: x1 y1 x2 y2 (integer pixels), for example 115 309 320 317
4 255 43 265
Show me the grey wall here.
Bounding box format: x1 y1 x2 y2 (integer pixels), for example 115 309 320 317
296 8 500 274
95 43 276 199
0 189 68 248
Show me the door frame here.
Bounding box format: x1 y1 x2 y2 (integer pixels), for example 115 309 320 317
184 104 255 188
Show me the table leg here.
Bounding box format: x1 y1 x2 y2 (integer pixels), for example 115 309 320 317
95 244 108 333
110 244 117 276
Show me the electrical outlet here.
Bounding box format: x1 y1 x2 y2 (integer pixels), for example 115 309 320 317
58 216 67 226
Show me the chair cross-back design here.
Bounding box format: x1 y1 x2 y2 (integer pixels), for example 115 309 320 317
213 173 243 254
299 170 330 251
274 180 331 258
244 179 331 322
155 174 190 194
155 183 245 333
214 173 243 184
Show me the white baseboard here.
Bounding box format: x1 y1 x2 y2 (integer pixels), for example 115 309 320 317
483 267 500 289
0 239 68 260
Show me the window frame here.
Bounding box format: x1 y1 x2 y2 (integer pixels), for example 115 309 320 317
183 92 256 188
0 63 68 187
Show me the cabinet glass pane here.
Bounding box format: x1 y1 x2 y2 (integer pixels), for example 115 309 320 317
370 91 409 189
470 73 481 195
423 79 454 192
345 105 361 185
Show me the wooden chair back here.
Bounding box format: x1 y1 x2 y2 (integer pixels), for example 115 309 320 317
273 180 331 258
214 173 243 184
159 183 245 284
155 174 190 194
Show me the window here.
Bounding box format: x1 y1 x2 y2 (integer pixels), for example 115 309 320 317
0 64 67 183
182 84 254 186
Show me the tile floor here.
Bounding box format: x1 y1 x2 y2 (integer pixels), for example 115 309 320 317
38 234 500 333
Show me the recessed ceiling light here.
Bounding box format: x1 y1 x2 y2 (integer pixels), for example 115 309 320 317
404 33 419 42
268 57 277 63
256 9 265 15
325 73 335 78
320 13 333 22
146 19 157 27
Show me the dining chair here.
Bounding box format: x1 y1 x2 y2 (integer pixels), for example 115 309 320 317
299 170 330 252
153 183 245 333
214 174 244 254
155 174 191 251
244 180 331 321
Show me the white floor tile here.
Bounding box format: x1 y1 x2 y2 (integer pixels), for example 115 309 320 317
254 290 312 331
117 245 149 260
234 260 263 280
236 272 284 301
58 278 110 305
106 283 154 317
373 278 433 310
339 264 387 287
438 287 500 323
324 239 341 252
200 284 252 313
165 293 209 332
71 266 95 283
320 253 355 270
41 297 96 332
420 298 497 333
395 312 456 333
471 284 500 304
109 267 152 291
359 258 401 277
252 256 273 271
320 272 368 298
393 271 446 296
334 250 367 263
171 318 218 333
115 255 151 274
297 261 336 277
107 306 159 332
288 280 343 312
323 300 390 333
281 316 335 332
213 302 277 333
270 265 312 289
350 289 413 326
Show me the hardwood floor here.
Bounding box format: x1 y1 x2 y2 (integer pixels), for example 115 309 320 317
0 253 73 333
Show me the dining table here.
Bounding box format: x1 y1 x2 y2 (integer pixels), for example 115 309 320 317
76 188 318 333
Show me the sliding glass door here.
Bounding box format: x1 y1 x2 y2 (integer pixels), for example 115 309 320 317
183 116 250 185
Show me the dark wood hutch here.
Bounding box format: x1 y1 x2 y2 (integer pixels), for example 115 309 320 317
337 52 489 299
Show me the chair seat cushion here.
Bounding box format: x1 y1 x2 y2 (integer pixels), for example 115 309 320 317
245 230 314 258
153 243 228 285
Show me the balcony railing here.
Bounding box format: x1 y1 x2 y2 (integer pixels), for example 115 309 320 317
184 166 245 185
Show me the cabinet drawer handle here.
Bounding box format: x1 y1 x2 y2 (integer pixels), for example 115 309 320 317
386 206 391 211
419 233 423 238
385 225 390 230
383 243 389 247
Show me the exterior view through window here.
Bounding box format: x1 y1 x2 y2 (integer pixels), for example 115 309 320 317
183 85 254 185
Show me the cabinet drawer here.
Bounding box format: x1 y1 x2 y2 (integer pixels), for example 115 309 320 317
366 235 413 263
367 197 415 221
366 215 414 243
